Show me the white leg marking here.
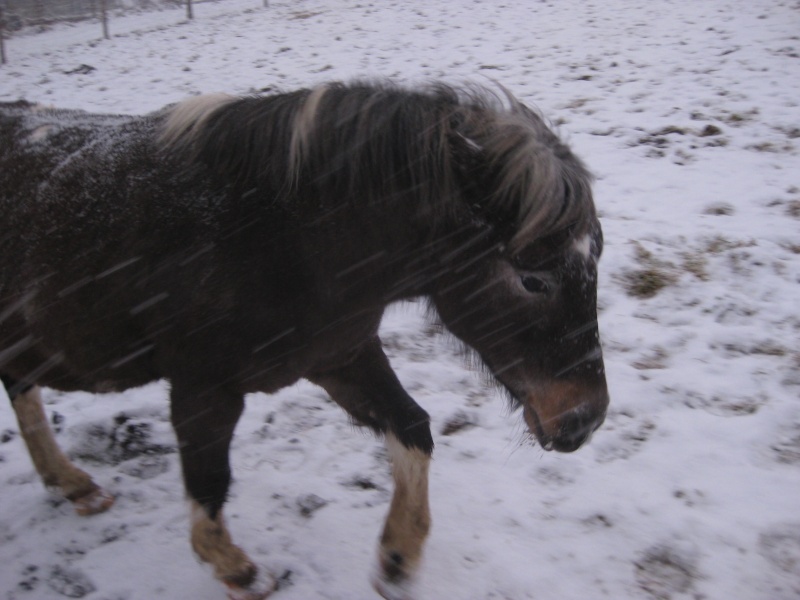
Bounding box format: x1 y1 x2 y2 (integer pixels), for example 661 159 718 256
373 433 431 600
12 385 114 515
189 501 275 598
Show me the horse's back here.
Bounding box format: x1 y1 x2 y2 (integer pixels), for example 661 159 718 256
0 101 308 395
0 103 182 391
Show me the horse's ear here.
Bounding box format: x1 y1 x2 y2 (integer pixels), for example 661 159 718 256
447 127 508 233
448 130 486 180
447 117 518 237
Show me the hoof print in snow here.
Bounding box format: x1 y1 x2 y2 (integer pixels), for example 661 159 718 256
56 539 88 559
100 524 129 544
581 513 613 529
274 569 294 590
533 465 576 487
72 413 174 465
110 415 172 460
47 565 96 598
64 64 96 75
759 524 800 577
52 411 65 433
673 489 707 508
118 454 170 479
634 545 697 600
296 494 328 518
440 410 478 436
771 422 800 464
1 428 16 443
682 391 766 417
344 475 382 491
702 202 735 216
17 564 40 592
342 475 390 505
594 413 655 463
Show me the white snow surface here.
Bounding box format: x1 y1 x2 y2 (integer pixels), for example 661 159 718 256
1 1 799 599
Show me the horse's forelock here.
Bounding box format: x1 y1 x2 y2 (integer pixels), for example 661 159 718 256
508 144 595 250
454 94 595 251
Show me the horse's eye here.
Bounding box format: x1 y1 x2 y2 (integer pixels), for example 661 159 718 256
520 275 549 294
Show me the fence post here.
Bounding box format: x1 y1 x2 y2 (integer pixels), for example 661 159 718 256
100 0 109 39
263 0 269 7
0 6 6 66
187 0 193 20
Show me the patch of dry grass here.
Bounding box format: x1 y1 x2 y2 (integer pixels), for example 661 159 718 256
680 251 709 281
705 235 757 254
621 243 678 298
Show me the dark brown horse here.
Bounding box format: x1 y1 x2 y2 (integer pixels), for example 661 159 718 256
0 81 608 600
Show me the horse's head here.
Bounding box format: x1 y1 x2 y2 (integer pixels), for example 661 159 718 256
433 218 608 452
431 96 608 452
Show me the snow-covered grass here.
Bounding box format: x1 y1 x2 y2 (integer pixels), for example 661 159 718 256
1 1 799 599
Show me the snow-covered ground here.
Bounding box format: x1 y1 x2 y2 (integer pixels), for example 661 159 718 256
1 1 799 598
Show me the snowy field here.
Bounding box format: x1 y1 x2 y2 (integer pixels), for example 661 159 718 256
1 0 799 599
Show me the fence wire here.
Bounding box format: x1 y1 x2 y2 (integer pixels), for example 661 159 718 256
1 1 186 29
0 0 242 64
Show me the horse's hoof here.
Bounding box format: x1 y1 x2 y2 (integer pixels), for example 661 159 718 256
73 487 115 516
225 571 277 600
371 564 416 600
372 576 415 600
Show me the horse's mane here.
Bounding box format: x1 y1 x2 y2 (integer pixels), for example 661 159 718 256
159 81 594 247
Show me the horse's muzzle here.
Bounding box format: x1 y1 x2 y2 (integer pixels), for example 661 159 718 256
523 383 608 453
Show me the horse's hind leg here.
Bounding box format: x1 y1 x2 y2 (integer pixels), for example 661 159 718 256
170 380 275 600
1 375 114 515
310 337 434 600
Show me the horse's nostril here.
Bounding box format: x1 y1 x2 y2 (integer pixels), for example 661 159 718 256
524 382 609 453
551 407 605 453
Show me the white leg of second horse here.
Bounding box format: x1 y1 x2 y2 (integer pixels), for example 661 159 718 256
373 432 432 600
12 385 114 515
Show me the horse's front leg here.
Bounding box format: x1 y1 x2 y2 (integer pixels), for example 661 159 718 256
375 431 432 600
310 337 434 600
170 380 275 600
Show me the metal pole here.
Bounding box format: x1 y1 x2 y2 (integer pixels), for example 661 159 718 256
187 0 193 20
0 6 7 66
100 0 109 39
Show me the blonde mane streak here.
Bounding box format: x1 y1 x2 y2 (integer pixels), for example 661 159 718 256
160 93 237 150
478 106 592 250
289 84 329 177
